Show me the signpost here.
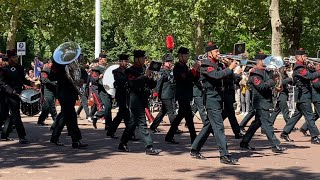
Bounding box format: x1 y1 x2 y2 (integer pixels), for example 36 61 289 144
17 42 26 65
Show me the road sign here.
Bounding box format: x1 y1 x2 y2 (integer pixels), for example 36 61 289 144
17 42 26 56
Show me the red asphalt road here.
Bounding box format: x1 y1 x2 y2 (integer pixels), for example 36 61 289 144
1 108 320 179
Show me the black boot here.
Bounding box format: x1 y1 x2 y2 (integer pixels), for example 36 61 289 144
72 141 88 149
118 143 129 152
220 155 238 165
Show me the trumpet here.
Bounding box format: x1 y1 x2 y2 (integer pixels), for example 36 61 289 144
197 53 253 66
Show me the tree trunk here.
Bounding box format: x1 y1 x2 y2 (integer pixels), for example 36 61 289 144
6 6 19 50
269 0 282 56
195 19 204 56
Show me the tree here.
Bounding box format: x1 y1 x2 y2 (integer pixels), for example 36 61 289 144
269 0 282 56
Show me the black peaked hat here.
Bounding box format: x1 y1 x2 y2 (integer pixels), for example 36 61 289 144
295 48 306 55
177 47 189 54
205 42 219 52
118 54 129 61
133 50 146 58
162 53 174 62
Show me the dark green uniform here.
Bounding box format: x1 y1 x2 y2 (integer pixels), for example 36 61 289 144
150 68 176 130
241 68 281 147
120 65 156 148
38 68 57 125
96 65 113 128
107 65 130 136
221 70 242 138
190 58 232 156
0 63 29 141
0 68 9 129
165 62 198 143
282 61 320 139
191 78 207 123
269 73 292 125
300 71 320 131
49 61 83 144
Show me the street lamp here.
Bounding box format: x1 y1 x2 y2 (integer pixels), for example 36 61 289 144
95 0 101 58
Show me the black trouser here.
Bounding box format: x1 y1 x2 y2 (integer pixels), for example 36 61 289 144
269 99 290 126
300 102 320 131
0 92 9 128
1 94 26 139
241 108 280 146
51 95 82 143
191 96 207 122
239 104 256 127
191 92 228 156
38 93 57 123
94 91 112 128
90 104 97 117
107 96 130 135
283 102 320 137
222 93 241 135
150 99 176 130
76 93 90 118
165 99 196 144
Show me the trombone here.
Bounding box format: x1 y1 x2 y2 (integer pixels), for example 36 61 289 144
197 53 255 66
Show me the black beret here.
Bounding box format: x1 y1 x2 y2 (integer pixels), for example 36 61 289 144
295 48 306 55
162 53 174 62
6 49 17 58
118 54 129 61
177 47 189 54
254 52 268 60
41 68 51 74
205 42 219 52
99 53 107 58
133 50 146 58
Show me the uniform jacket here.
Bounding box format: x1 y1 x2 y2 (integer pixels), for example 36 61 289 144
293 61 320 103
173 62 199 101
155 68 175 100
126 65 156 108
249 68 275 110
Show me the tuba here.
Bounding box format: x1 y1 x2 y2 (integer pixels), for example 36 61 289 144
53 41 84 95
264 56 284 108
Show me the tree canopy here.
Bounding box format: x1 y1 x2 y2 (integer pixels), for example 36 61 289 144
0 0 319 66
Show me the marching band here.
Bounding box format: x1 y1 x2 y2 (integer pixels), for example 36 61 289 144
2 40 320 165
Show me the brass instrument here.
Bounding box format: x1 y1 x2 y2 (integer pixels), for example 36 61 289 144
52 41 84 95
197 53 253 66
264 56 284 108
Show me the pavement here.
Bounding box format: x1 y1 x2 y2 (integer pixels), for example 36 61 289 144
1 108 320 180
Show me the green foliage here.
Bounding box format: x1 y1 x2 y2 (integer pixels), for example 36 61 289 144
1 0 320 67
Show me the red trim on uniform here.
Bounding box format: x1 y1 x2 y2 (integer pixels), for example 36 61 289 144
312 78 319 83
145 108 154 123
41 72 48 78
91 71 99 78
296 61 303 65
254 77 261 85
127 74 135 80
92 92 102 110
208 57 216 63
207 67 214 72
191 68 199 77
299 69 307 76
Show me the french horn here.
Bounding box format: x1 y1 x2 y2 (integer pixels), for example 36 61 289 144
53 41 84 95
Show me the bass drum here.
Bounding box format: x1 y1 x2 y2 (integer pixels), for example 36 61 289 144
102 64 119 98
20 89 42 116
